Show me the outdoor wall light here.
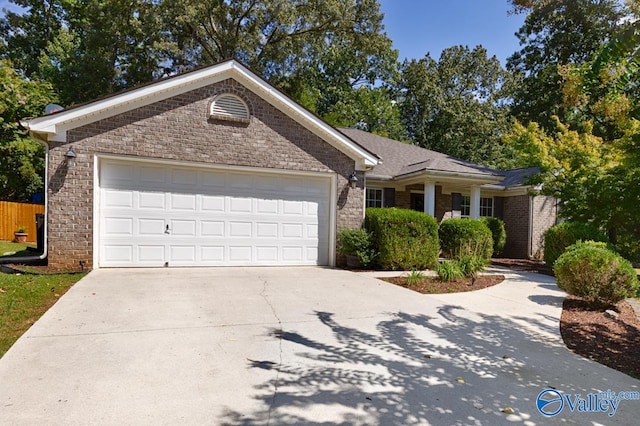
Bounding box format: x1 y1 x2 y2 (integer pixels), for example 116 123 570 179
65 146 76 167
348 171 358 189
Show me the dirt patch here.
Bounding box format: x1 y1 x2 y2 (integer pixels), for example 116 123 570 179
381 275 505 294
491 258 553 275
560 297 640 379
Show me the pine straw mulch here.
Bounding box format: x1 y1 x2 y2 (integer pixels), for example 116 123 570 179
380 274 505 294
560 297 640 379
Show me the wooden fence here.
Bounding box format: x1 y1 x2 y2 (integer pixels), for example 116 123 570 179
0 201 45 243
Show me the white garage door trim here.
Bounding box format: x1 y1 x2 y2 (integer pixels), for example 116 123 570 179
93 155 336 268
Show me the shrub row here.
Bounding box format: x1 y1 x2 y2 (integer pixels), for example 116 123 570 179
543 221 608 267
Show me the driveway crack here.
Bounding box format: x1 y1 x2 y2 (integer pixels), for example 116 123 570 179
259 277 282 425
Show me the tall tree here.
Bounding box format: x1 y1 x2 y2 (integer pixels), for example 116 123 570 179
399 45 514 166
507 0 625 131
0 61 57 201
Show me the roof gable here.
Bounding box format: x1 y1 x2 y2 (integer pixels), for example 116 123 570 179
21 60 378 169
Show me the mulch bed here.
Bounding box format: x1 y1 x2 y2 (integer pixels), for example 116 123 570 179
381 274 505 294
560 297 640 379
491 258 554 275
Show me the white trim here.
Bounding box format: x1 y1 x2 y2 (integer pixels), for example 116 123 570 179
21 60 378 168
365 187 384 208
328 174 337 267
92 154 100 268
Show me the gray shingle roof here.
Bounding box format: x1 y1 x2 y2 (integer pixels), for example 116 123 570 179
338 128 500 180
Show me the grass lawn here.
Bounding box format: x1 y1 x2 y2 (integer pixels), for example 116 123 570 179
0 272 85 358
0 240 36 257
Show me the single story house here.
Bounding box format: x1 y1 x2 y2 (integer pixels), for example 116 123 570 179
21 59 556 270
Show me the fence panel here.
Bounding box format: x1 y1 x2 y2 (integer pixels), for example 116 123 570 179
0 201 45 243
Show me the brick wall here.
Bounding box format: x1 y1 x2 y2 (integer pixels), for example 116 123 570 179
47 78 361 269
531 195 558 259
502 195 530 258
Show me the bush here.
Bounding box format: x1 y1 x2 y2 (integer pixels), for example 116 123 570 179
434 261 464 282
365 208 439 270
438 219 493 262
554 241 639 306
481 217 506 257
543 221 608 267
457 254 488 278
337 228 377 267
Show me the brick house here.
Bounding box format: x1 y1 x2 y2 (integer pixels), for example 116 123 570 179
21 59 556 270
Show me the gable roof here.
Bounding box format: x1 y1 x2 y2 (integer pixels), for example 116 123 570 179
21 59 379 170
339 128 502 182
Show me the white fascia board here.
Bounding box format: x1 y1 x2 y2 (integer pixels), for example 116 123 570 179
22 60 378 168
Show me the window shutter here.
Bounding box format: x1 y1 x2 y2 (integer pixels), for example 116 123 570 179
452 193 462 211
383 188 395 207
494 197 504 219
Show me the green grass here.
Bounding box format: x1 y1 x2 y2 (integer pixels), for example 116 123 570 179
0 240 36 257
0 272 85 358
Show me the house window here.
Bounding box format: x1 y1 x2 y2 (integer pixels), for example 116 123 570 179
461 195 493 217
366 188 383 208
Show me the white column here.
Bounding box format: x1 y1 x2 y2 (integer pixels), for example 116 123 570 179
470 186 481 219
424 181 436 217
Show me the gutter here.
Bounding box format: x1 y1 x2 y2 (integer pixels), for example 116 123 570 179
0 125 49 265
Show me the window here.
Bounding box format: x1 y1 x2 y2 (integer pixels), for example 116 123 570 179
366 188 383 208
461 195 493 217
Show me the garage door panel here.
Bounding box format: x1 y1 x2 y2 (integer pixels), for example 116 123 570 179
99 160 331 267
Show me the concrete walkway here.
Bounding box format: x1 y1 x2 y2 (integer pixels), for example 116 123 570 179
0 267 638 425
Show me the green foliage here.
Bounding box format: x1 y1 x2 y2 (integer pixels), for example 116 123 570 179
543 221 608 267
405 269 425 287
0 61 57 201
365 207 439 270
434 261 464 282
399 45 514 167
554 241 639 306
481 217 507 257
337 228 377 267
438 219 493 262
457 254 488 279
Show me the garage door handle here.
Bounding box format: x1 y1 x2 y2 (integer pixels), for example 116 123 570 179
165 224 170 234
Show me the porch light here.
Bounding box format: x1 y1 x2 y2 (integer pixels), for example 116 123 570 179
65 146 76 167
349 171 358 189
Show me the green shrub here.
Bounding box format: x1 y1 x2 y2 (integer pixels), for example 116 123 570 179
457 254 488 278
434 261 464 282
337 228 377 267
438 218 493 262
481 217 506 257
543 222 608 267
614 226 640 264
406 269 425 286
554 241 639 306
365 208 439 270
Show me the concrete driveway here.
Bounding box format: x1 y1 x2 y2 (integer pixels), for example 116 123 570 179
0 267 638 425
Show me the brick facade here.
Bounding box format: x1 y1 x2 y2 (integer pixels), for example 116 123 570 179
531 195 558 259
502 195 530 258
47 78 362 269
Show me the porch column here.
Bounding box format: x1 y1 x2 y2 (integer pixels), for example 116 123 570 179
424 181 436 217
470 185 481 219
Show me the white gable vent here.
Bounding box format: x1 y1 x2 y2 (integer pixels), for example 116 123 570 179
209 94 250 123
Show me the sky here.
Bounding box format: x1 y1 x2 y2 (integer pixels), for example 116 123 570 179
0 0 527 65
378 0 527 64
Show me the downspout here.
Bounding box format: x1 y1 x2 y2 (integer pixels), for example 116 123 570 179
0 129 49 265
528 194 534 259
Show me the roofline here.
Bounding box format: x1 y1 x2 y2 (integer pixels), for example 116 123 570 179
393 168 504 183
20 59 379 169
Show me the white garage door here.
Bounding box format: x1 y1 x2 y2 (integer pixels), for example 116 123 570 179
98 159 332 267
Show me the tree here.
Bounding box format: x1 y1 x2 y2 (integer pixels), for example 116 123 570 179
507 0 626 131
0 61 57 201
398 45 514 166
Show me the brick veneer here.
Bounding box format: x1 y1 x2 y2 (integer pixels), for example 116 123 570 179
502 195 530 258
531 195 558 259
47 78 362 270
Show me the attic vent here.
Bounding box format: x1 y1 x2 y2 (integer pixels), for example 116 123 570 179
209 94 250 123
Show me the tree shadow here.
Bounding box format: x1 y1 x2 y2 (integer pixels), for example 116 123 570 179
219 301 635 425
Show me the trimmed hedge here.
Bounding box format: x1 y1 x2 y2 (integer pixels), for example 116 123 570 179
337 228 377 267
554 241 639 306
543 222 608 266
438 218 493 262
365 208 439 270
481 217 507 257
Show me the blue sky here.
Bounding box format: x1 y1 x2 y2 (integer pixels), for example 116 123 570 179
0 0 526 65
379 0 526 64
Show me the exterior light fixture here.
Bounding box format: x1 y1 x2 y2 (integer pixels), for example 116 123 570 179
348 171 358 189
65 146 76 167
